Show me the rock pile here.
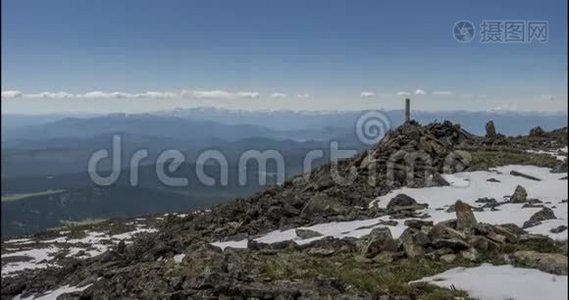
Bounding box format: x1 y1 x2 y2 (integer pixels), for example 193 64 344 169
482 120 508 146
360 120 473 188
355 198 567 275
180 120 477 242
529 126 545 137
485 120 497 138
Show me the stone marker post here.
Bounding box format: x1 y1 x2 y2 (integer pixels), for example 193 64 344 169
405 98 411 122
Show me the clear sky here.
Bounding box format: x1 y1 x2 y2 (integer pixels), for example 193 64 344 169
1 0 567 114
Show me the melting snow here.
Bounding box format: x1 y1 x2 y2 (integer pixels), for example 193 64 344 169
526 147 568 161
211 165 567 250
2 225 157 276
1 247 59 276
411 264 567 300
173 254 186 263
19 284 92 300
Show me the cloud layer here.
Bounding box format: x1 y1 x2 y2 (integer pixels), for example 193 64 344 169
1 90 270 100
0 88 470 101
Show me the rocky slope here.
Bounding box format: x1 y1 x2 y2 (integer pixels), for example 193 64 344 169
2 120 567 299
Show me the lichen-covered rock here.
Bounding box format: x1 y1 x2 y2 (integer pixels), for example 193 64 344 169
404 219 433 230
399 228 430 258
523 207 556 228
386 194 418 211
455 200 477 232
360 227 399 258
510 185 528 203
529 126 545 137
512 251 568 275
295 228 323 239
485 120 497 138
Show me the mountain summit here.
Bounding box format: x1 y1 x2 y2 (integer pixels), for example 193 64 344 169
2 120 568 299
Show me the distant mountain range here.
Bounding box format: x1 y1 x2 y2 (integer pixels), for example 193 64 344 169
1 108 566 237
4 108 567 138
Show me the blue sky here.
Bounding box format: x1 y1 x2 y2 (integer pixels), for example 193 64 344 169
1 0 567 113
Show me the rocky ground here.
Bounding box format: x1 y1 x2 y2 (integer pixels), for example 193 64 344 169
1 120 567 299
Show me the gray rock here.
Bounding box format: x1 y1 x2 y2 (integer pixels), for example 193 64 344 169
468 235 499 252
295 228 323 239
493 225 520 243
307 248 335 257
475 197 499 208
510 170 542 182
460 248 479 262
455 200 477 232
432 238 470 251
485 121 497 138
512 251 568 275
440 254 457 263
550 225 568 234
301 194 350 218
510 185 528 203
386 194 419 211
429 223 466 241
403 219 433 229
523 207 556 228
360 227 399 258
529 126 545 137
399 228 430 258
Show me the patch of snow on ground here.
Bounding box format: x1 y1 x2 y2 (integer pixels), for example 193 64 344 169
4 238 32 244
110 226 158 241
526 148 568 161
211 239 248 250
372 165 567 239
211 165 567 250
212 216 408 250
411 264 567 300
20 284 92 300
2 247 60 276
173 254 186 263
2 226 158 276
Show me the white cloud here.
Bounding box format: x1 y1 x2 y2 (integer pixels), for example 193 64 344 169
27 91 75 99
1 90 23 99
21 90 177 100
396 91 411 97
236 91 260 99
360 91 376 98
269 92 287 98
78 91 132 99
182 90 234 99
296 93 310 99
432 91 453 96
181 90 261 100
414 89 427 95
133 91 176 99
2 89 267 100
489 104 519 112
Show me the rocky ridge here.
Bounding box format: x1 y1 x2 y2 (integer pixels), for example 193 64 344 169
2 120 567 299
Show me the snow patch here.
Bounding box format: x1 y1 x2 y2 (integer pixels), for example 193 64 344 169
20 284 92 300
211 165 567 250
411 264 567 300
173 254 186 263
